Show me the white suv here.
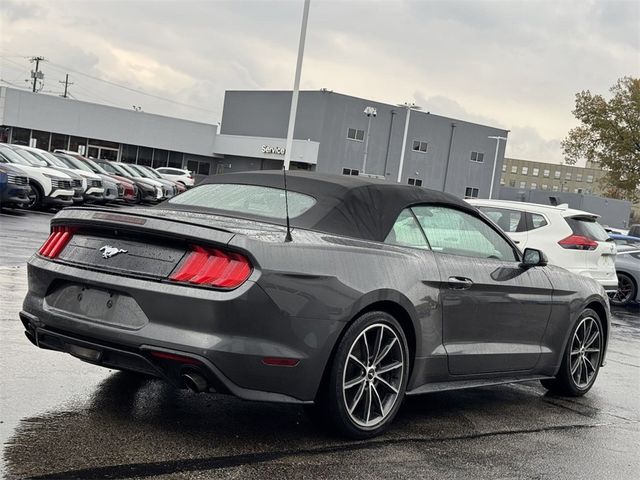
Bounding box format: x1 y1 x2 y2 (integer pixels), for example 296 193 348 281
0 144 74 209
467 199 617 292
155 167 194 187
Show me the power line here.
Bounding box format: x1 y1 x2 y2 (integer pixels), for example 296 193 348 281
45 60 217 113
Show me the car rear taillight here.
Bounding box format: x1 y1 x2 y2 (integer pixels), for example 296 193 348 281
38 226 76 258
169 246 252 289
558 234 598 250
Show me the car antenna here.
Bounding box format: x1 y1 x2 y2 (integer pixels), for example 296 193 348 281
283 166 293 242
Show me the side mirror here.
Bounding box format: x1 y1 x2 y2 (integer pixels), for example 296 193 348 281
521 248 548 268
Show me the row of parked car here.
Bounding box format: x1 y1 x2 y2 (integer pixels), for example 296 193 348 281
467 198 640 307
0 143 195 210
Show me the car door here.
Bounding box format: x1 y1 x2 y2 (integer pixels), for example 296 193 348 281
412 205 554 375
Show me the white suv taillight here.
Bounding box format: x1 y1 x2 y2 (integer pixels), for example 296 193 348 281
558 234 598 250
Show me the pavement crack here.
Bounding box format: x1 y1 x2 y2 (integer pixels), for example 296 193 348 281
25 421 626 480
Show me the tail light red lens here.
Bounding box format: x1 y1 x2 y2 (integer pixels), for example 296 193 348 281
169 246 252 289
38 226 76 258
558 234 598 250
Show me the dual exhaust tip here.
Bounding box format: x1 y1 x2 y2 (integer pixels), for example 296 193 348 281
181 371 209 393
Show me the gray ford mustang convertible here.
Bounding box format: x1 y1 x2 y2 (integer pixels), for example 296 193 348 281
20 171 610 438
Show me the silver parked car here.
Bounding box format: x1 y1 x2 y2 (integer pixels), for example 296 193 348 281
608 245 640 306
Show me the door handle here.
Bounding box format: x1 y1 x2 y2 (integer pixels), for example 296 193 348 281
448 276 473 290
513 240 520 244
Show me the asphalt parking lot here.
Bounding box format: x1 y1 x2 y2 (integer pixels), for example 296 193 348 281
1 208 639 480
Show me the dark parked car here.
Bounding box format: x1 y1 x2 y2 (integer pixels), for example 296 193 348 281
20 172 611 438
0 163 31 208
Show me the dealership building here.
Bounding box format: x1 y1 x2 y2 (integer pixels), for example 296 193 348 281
0 86 509 198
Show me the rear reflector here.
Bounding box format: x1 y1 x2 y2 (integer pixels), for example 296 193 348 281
262 357 300 367
169 245 252 289
38 226 76 258
149 351 201 365
558 234 598 250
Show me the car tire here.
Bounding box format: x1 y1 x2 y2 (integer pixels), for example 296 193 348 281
26 182 42 210
608 273 637 307
540 308 604 396
318 311 409 439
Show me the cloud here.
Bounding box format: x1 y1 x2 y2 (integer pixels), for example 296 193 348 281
0 0 637 162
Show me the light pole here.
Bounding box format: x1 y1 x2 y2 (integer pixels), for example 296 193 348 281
283 0 311 170
488 135 507 199
362 106 377 174
396 102 421 183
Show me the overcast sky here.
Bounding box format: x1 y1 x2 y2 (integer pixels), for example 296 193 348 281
1 0 638 163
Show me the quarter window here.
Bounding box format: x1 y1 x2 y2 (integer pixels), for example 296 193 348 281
412 140 428 153
412 206 517 261
478 207 526 233
384 209 429 249
470 151 485 163
530 214 548 229
347 128 365 142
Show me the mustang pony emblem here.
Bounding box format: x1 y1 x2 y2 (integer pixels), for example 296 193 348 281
99 245 128 259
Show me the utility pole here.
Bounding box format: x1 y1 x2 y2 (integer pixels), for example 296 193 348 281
29 56 45 93
283 0 311 170
59 74 73 98
488 135 508 199
396 102 421 183
362 106 377 174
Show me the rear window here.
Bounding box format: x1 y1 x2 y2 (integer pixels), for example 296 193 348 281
565 217 609 241
168 184 316 220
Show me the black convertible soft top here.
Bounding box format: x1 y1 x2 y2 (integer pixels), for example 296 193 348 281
171 170 478 242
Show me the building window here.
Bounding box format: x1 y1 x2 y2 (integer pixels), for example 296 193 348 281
585 188 592 194
69 136 88 154
543 169 550 178
31 130 51 150
186 159 211 175
342 167 359 176
519 181 527 189
412 140 428 153
576 173 583 182
137 147 153 166
586 175 594 183
552 185 559 192
121 144 137 163
152 149 168 168
521 166 528 175
530 183 537 190
0 127 9 143
11 127 30 146
532 168 539 176
511 165 518 173
347 128 365 142
500 176 505 185
168 151 184 168
565 172 572 180
554 171 561 179
470 151 484 163
50 133 69 151
575 188 583 194
502 164 507 172
509 179 516 187
407 178 423 186
562 184 569 192
464 187 479 199
541 184 548 190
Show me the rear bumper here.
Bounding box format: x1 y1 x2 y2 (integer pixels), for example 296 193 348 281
21 256 341 403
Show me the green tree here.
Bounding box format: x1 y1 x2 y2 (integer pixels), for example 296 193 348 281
562 76 640 201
